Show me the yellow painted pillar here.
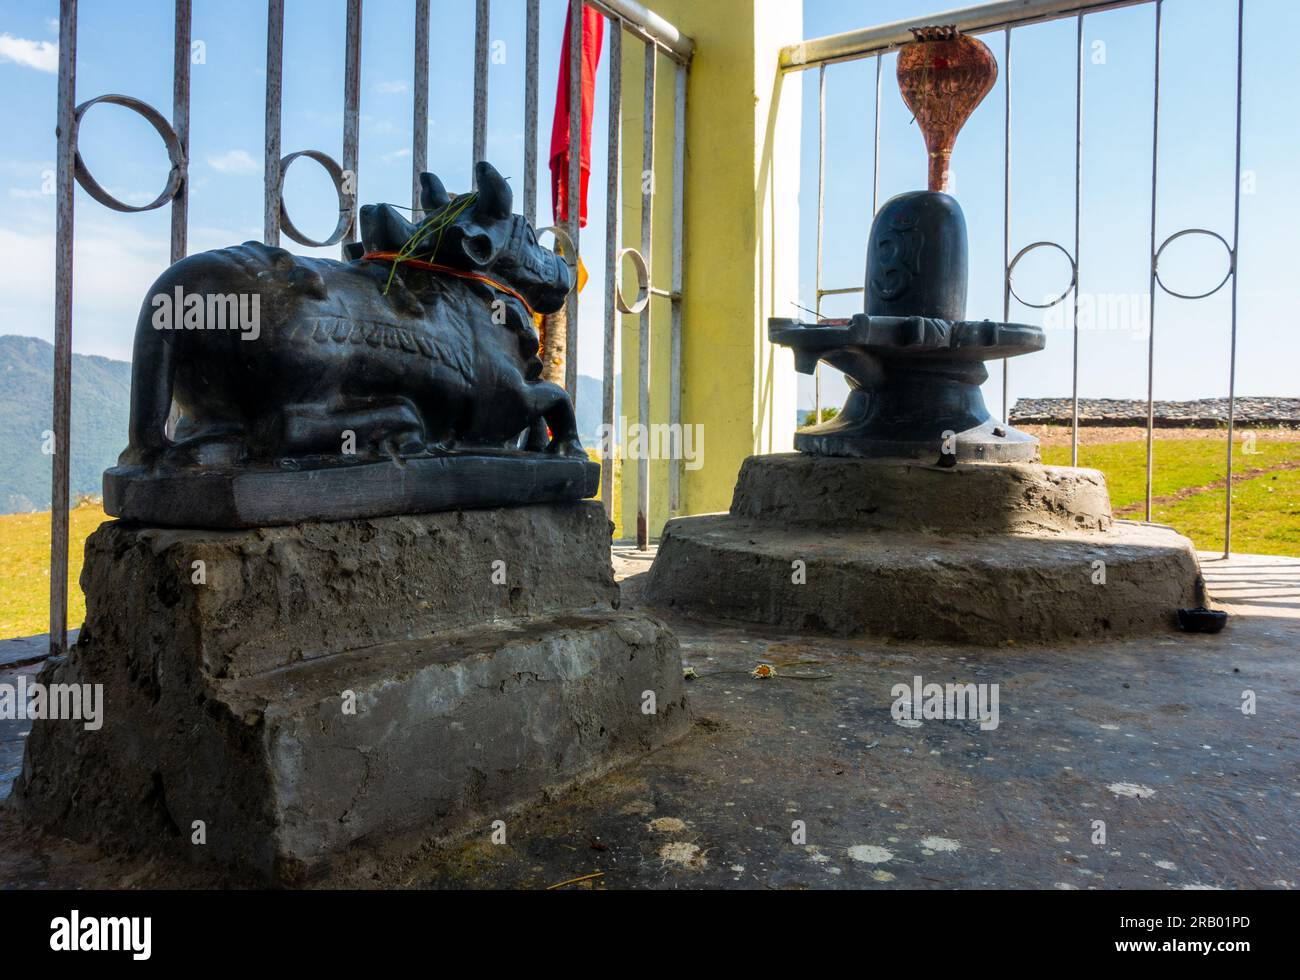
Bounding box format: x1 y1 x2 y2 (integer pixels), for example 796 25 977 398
618 0 802 541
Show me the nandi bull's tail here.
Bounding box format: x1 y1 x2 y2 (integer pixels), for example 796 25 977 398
119 272 177 467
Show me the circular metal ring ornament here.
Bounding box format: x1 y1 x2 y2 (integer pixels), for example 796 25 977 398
72 95 185 213
278 150 355 248
614 247 650 314
1006 240 1078 310
535 225 580 295
1153 228 1234 300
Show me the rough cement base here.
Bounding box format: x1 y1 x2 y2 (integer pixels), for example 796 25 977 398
66 502 621 680
648 517 1204 643
647 455 1205 644
731 454 1114 534
11 503 688 882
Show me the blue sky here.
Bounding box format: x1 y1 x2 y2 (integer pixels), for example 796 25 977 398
802 0 1300 412
1 0 1296 414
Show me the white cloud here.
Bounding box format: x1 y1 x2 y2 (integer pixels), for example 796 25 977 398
207 149 260 175
0 33 58 72
0 219 252 361
375 80 408 95
101 185 161 207
0 222 163 359
381 147 412 163
0 159 53 179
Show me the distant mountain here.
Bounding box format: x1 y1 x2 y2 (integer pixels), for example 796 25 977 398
0 334 614 514
575 373 618 447
0 335 132 514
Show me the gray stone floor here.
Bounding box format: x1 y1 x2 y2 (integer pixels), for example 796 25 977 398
0 630 75 670
1 552 1296 889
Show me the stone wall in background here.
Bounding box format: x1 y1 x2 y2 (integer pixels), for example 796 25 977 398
1009 398 1300 428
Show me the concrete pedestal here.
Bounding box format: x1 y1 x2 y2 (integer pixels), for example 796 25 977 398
11 503 688 882
647 454 1208 643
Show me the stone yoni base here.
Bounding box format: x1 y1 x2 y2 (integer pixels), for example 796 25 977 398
11 503 688 882
647 454 1208 644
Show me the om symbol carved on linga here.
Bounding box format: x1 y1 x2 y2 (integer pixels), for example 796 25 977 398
870 213 924 301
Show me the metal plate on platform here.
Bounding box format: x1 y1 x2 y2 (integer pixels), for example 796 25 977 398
104 453 600 529
795 418 1040 463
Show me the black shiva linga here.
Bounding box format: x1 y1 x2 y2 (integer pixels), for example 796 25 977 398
771 27 1044 463
106 161 597 528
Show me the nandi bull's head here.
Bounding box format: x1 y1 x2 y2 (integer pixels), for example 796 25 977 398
356 161 571 315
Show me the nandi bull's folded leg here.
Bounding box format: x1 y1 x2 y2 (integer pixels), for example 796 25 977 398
525 416 550 453
277 399 427 461
524 381 586 458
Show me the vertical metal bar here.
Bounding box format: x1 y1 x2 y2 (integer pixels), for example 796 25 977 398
171 0 191 264
601 23 622 519
1224 0 1244 556
1001 28 1011 422
668 59 686 517
163 0 192 443
412 0 430 218
49 0 77 659
1144 0 1162 522
637 41 656 550
264 0 284 246
872 54 881 217
1070 12 1083 466
524 0 540 227
565 1 584 402
814 64 826 423
473 0 490 178
342 0 362 252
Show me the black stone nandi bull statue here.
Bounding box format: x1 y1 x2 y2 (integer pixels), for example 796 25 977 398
105 161 597 528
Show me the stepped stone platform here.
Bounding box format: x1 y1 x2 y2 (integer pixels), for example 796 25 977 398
648 454 1206 644
8 503 688 883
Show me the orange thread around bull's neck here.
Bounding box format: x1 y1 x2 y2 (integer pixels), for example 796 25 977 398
362 251 538 319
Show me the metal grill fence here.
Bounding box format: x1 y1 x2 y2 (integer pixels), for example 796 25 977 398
45 0 692 655
44 0 1268 655
784 0 1250 555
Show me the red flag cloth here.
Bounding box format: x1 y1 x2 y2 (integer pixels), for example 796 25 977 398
549 1 604 228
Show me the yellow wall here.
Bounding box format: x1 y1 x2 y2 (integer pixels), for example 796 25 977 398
617 0 802 541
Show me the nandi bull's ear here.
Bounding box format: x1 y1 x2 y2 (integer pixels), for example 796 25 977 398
472 161 512 222
360 203 418 254
459 230 499 267
420 172 451 212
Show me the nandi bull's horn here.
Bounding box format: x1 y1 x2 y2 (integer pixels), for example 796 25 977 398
420 172 451 212
473 161 512 221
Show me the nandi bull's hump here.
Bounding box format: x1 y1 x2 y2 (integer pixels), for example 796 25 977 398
161 242 481 405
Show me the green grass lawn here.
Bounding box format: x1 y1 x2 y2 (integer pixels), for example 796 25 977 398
1159 466 1300 556
1041 433 1300 555
0 500 106 640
